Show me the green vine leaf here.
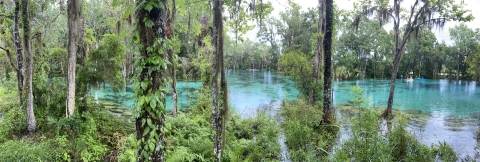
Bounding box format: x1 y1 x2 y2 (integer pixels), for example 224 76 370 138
150 99 157 109
147 118 153 127
145 4 153 12
148 142 155 152
145 19 154 28
143 126 150 136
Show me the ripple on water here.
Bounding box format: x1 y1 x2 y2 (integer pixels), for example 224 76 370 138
408 112 480 160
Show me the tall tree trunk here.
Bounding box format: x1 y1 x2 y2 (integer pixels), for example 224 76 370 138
456 60 460 82
322 0 333 124
219 11 229 161
310 0 324 105
386 49 401 120
22 0 36 133
212 0 227 161
13 0 24 104
135 0 168 161
66 0 82 118
385 0 403 120
168 0 178 117
374 51 377 79
186 9 191 56
77 7 87 112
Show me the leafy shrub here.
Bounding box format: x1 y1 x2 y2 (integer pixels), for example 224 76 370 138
224 112 281 161
117 134 138 162
279 51 322 100
333 86 457 161
33 77 67 127
43 108 133 161
281 99 331 161
0 107 26 143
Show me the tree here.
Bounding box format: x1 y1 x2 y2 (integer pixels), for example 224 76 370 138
211 0 228 161
311 0 325 105
13 0 24 104
354 0 473 119
449 24 478 81
77 34 125 104
466 45 480 81
133 0 170 161
277 2 317 55
322 0 333 124
225 0 255 70
401 29 437 79
21 0 36 133
167 0 178 117
257 17 281 69
66 0 84 118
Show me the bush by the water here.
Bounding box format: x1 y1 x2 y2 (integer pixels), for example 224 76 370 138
281 86 458 161
281 99 335 161
333 86 457 161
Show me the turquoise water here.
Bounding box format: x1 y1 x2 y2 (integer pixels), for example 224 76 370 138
91 71 480 117
91 71 480 158
333 79 480 117
90 81 202 109
90 70 299 116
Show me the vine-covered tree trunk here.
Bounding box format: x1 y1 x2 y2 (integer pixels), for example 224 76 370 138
212 0 227 161
13 0 24 104
66 0 82 118
135 0 168 161
22 0 36 133
322 0 333 124
310 0 325 105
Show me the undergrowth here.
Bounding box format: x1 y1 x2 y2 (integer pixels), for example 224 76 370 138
281 99 335 161
117 91 282 161
333 86 458 161
0 100 135 161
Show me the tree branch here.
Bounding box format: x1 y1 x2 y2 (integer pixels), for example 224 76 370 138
0 46 20 72
0 14 13 18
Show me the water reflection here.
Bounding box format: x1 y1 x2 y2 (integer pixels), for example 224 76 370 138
467 81 477 95
333 79 480 117
90 72 480 159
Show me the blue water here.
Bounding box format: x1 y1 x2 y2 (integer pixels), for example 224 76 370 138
90 70 480 158
91 71 480 117
90 70 299 116
333 79 480 117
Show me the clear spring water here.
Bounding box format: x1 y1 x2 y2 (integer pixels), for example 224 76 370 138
334 78 480 159
333 79 480 117
90 70 300 114
91 70 480 117
90 70 480 158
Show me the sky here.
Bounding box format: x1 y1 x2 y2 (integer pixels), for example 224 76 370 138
246 0 480 45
